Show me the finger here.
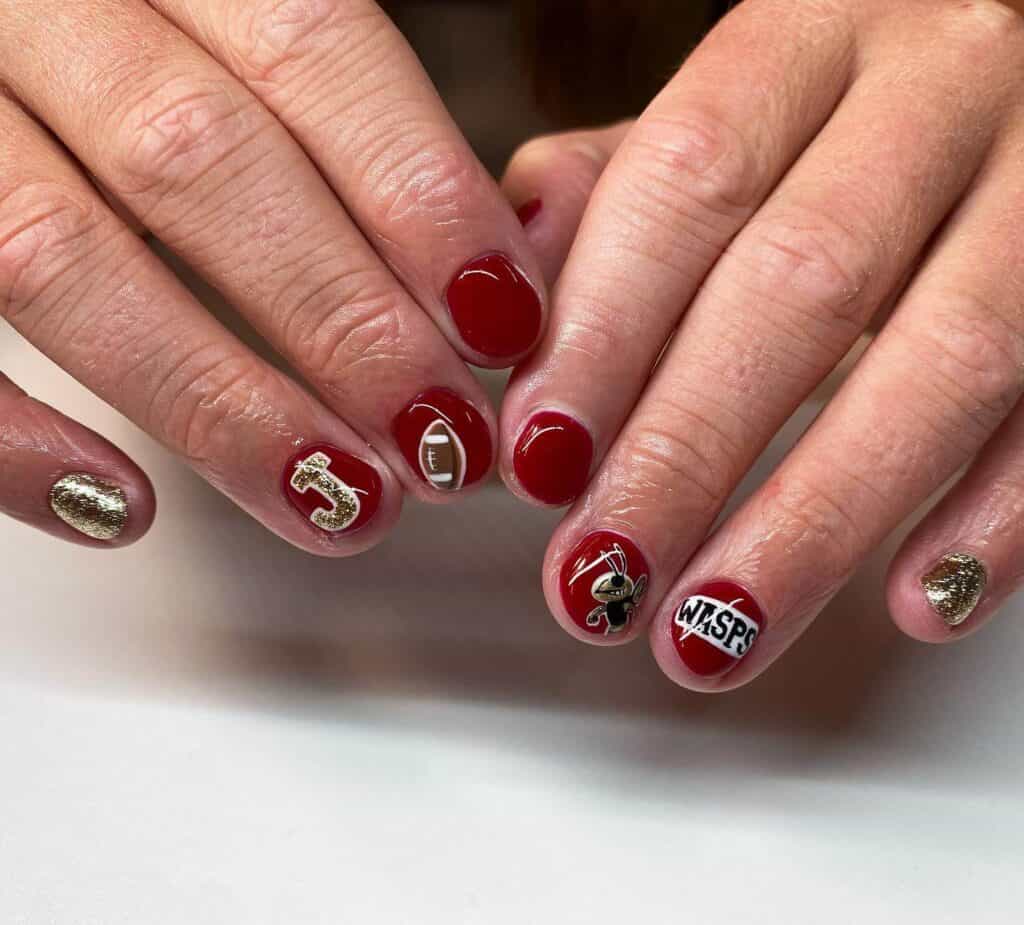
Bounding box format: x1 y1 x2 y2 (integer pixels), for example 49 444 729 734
541 2 1008 643
148 0 546 364
0 371 154 546
501 0 856 511
0 89 400 556
887 401 1024 642
502 121 633 288
650 125 1024 689
0 0 495 502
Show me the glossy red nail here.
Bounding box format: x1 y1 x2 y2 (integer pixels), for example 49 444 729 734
671 581 764 677
446 253 542 360
560 531 649 637
282 443 382 534
393 388 492 492
516 198 543 226
513 410 592 506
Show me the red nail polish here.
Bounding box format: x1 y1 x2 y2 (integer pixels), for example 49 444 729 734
282 443 382 533
560 531 649 637
671 581 764 677
446 253 542 360
513 410 592 506
516 198 543 226
392 388 492 491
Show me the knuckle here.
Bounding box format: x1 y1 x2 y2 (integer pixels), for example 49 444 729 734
296 287 411 388
226 0 388 86
0 183 106 323
107 77 263 203
734 207 879 331
365 136 484 230
896 292 1024 435
156 351 269 462
618 399 742 510
626 107 765 221
763 475 864 575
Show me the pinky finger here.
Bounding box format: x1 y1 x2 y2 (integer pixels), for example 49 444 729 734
0 372 154 547
502 121 633 286
888 403 1024 641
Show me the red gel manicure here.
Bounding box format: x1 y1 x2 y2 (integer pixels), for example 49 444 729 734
513 410 592 506
516 198 543 227
282 443 381 534
560 531 649 638
392 388 492 491
446 253 542 360
671 580 765 677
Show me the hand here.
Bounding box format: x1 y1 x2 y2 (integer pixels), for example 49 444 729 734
0 0 545 552
500 0 1024 688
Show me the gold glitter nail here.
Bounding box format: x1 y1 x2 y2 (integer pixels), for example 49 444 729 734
921 553 987 627
49 473 127 541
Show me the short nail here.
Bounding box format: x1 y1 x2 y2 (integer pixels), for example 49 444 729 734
282 444 382 533
49 473 128 541
513 410 592 506
672 581 764 678
921 552 987 627
446 253 542 360
393 388 492 492
516 198 543 227
560 531 649 637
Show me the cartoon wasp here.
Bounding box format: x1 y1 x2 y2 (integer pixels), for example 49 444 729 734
568 542 648 635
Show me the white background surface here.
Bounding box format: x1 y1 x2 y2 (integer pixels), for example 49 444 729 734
2 320 1023 924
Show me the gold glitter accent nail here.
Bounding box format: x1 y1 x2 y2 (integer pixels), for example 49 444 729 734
49 473 127 541
921 553 987 627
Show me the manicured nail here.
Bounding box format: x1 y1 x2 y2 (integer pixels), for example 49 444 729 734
49 473 127 541
672 581 764 678
516 198 543 227
446 253 542 360
921 552 987 627
513 410 592 506
393 388 492 492
282 444 381 533
560 531 649 637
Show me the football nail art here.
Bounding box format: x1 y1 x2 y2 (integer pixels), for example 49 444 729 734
392 388 493 492
672 581 764 678
282 443 382 533
445 253 542 360
560 531 649 638
513 410 592 507
921 552 987 627
49 473 127 541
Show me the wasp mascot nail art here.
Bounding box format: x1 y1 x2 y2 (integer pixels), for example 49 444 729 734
560 532 649 636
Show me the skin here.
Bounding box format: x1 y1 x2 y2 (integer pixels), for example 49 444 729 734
501 0 1024 689
0 0 546 553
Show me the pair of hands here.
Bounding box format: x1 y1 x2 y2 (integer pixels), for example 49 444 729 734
3 0 1023 692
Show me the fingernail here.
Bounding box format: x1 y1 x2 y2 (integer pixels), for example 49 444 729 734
282 444 382 533
672 581 764 678
446 253 542 360
921 552 987 627
513 410 592 506
560 531 649 637
49 473 127 541
393 388 492 492
516 198 543 227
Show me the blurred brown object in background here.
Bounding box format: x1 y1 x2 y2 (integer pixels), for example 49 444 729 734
380 1 721 173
